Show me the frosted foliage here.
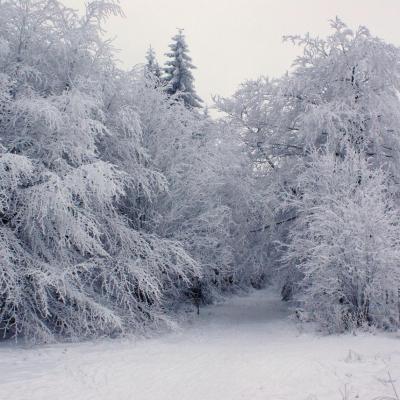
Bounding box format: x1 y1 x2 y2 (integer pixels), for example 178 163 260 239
0 153 33 215
8 89 108 168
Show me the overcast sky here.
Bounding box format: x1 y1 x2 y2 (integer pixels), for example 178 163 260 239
64 0 400 105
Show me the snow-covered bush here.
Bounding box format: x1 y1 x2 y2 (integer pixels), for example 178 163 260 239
282 148 400 332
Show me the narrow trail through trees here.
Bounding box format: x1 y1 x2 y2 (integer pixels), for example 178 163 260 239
1 289 399 400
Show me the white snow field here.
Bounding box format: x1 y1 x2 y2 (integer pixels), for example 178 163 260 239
1 288 400 400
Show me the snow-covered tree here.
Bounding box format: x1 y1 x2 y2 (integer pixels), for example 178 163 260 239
156 118 271 298
0 0 200 342
217 18 400 176
217 19 400 331
145 45 161 79
124 72 271 304
164 29 202 108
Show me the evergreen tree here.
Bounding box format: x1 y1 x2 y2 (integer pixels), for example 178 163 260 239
145 45 161 79
164 29 202 108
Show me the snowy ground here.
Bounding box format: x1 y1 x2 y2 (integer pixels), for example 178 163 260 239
1 288 400 400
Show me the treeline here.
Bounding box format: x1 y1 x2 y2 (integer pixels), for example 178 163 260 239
0 1 400 342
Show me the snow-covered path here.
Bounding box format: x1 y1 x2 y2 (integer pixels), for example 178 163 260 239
1 288 400 400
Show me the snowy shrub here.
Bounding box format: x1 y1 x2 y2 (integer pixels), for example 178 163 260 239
283 149 400 332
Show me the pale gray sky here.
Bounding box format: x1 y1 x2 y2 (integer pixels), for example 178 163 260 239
64 0 400 105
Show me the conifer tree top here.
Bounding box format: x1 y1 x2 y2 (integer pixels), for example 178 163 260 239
164 29 202 108
145 45 161 78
